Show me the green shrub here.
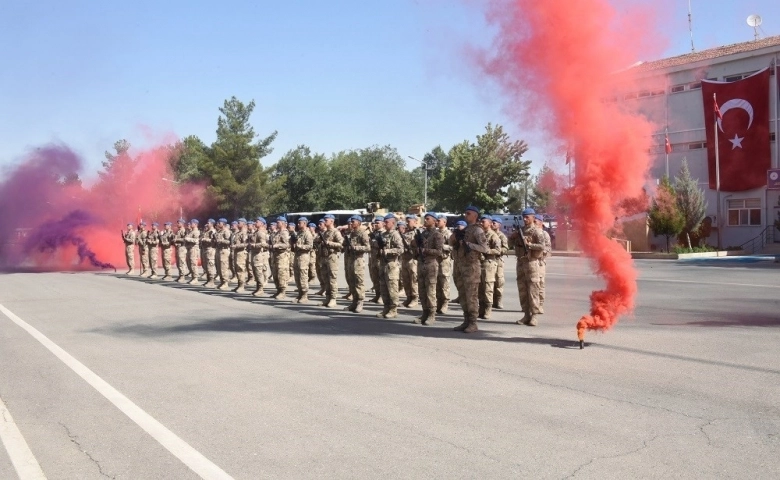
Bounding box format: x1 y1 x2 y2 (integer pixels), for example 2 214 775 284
673 245 716 254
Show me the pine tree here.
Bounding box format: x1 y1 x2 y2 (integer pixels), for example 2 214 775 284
648 176 684 252
674 158 707 248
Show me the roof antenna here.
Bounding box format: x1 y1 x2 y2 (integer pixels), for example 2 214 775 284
688 0 695 52
747 14 763 41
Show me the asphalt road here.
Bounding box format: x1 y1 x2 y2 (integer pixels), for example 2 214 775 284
1 256 779 479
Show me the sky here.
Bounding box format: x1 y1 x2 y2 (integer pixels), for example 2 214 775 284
1 0 779 177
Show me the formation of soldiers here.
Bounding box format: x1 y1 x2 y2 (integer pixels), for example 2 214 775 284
120 207 552 333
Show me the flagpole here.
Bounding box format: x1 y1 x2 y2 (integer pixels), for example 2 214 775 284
665 128 670 178
714 93 722 250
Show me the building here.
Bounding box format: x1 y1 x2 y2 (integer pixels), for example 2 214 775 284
627 35 780 250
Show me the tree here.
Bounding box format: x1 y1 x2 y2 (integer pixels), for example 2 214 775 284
98 139 134 183
430 124 530 212
271 145 329 212
674 158 707 248
648 176 684 252
169 135 210 183
203 97 279 218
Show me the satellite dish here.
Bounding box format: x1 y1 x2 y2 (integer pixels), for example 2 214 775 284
747 14 762 27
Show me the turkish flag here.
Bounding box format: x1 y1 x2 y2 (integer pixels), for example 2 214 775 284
701 68 771 191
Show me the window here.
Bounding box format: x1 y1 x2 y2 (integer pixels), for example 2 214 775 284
688 81 702 89
687 142 705 150
727 198 762 226
671 85 686 93
724 71 758 82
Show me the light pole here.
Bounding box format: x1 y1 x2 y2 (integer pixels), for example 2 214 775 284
408 156 427 208
161 177 184 220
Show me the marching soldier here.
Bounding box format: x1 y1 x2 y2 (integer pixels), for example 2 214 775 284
231 218 249 293
450 220 466 304
249 217 270 296
450 206 488 333
147 222 161 278
308 222 318 283
435 214 452 314
320 214 344 308
509 208 546 326
376 214 404 318
201 219 217 287
292 217 314 303
229 221 239 281
174 219 189 282
413 212 444 325
121 223 136 275
400 214 420 308
368 216 384 303
184 219 201 284
313 219 327 296
159 221 174 280
215 218 232 290
491 218 509 310
343 215 371 313
535 214 552 308
478 215 501 320
137 222 149 277
270 217 291 299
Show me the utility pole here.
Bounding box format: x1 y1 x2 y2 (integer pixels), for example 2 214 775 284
408 156 427 208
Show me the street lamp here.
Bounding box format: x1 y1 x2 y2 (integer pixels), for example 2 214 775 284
408 156 427 208
161 177 184 220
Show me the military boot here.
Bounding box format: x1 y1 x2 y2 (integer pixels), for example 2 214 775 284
187 277 199 285
342 293 352 300
353 301 364 313
493 302 504 310
527 315 539 326
422 312 436 326
383 309 398 319
298 293 310 304
315 288 325 296
252 288 265 297
344 303 356 312
406 297 418 309
413 310 429 324
369 295 381 304
463 321 479 333
218 282 229 291
176 276 185 283
516 313 531 325
325 297 337 308
453 320 469 331
204 279 216 288
483 305 492 320
232 282 245 293
126 269 133 275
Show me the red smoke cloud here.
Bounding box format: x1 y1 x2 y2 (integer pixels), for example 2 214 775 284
0 144 207 271
478 0 664 333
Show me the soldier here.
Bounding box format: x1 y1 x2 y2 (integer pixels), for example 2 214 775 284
413 212 444 325
320 214 344 308
147 222 161 278
184 219 201 285
246 221 256 287
231 218 249 293
343 215 371 313
288 223 297 281
249 217 270 296
159 221 174 280
376 214 405 318
450 220 467 304
509 208 546 326
201 219 218 287
174 219 189 282
396 221 406 296
340 223 353 302
535 214 552 308
435 214 452 314
491 217 509 310
215 218 232 290
478 215 502 320
308 222 318 283
313 219 326 296
368 216 384 303
121 223 136 275
137 222 149 277
292 217 314 303
450 206 488 333
399 214 420 308
229 221 239 281
270 217 291 299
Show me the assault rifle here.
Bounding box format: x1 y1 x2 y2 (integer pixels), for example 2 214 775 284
289 230 298 249
513 216 529 257
343 233 352 253
453 228 470 254
414 229 425 263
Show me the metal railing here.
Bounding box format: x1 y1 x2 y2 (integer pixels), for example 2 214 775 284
738 226 776 254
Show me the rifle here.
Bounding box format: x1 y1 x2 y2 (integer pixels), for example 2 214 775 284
343 233 352 254
414 229 425 263
454 228 470 254
290 230 298 249
513 216 529 257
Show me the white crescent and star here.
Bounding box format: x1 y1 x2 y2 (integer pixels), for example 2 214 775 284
717 98 754 150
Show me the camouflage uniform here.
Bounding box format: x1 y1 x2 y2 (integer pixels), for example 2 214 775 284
414 225 444 325
249 224 270 296
313 228 326 295
215 224 232 290
376 225 404 318
231 224 249 292
450 220 488 332
292 226 314 303
539 226 552 307
344 224 371 312
320 226 344 307
400 228 419 307
146 226 161 278
137 227 149 276
201 224 217 287
270 226 291 298
159 225 174 280
368 225 384 303
308 226 317 282
492 228 509 309
478 227 501 319
512 223 546 325
122 228 136 274
184 224 201 284
436 223 452 313
174 224 189 282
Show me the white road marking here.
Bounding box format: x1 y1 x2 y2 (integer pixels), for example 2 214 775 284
0 303 233 480
0 396 47 480
547 272 780 289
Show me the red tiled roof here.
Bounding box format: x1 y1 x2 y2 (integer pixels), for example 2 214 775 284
636 35 780 72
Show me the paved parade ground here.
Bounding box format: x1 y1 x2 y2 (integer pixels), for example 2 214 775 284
1 257 779 479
